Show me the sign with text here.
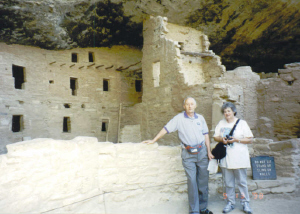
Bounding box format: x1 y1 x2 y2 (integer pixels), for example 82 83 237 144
250 156 277 180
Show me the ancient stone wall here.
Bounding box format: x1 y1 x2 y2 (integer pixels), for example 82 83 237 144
135 16 226 144
0 137 188 214
253 138 300 196
211 66 260 134
0 43 142 153
257 63 300 140
0 137 299 214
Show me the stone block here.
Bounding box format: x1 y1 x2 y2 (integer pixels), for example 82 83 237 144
284 63 300 69
104 184 188 214
271 183 296 194
269 140 298 152
255 180 282 189
278 68 293 74
253 138 273 145
253 144 270 152
292 70 300 80
280 73 295 82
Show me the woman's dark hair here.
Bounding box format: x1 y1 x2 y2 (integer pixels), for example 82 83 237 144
221 102 237 116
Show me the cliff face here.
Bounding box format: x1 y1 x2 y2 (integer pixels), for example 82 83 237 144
1 0 299 72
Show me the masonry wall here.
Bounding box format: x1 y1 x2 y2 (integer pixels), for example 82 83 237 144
0 137 188 214
0 43 142 153
256 63 300 140
130 16 260 145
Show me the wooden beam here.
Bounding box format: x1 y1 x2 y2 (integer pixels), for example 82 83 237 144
116 61 141 71
180 51 215 57
105 65 113 69
87 63 95 67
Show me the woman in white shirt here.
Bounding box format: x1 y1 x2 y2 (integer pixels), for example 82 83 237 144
213 102 253 214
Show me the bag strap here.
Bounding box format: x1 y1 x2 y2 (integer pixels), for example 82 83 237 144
228 119 240 136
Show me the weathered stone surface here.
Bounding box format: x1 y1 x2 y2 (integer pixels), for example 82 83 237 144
269 139 298 152
257 69 300 140
0 137 189 213
119 124 141 143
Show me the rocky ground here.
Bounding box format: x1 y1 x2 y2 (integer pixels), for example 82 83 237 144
208 196 300 214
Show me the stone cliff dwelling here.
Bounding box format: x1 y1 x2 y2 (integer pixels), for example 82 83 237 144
0 16 299 213
1 16 299 152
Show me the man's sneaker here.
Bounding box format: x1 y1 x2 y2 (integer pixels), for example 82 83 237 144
222 202 235 213
200 208 213 214
243 202 253 214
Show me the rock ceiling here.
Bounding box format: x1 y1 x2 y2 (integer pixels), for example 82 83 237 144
1 0 300 72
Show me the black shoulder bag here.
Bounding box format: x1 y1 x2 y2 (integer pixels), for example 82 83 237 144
212 119 240 161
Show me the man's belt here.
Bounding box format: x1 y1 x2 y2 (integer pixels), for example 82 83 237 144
182 142 203 154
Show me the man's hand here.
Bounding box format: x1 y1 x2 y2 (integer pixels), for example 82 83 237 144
142 128 167 145
208 151 214 160
142 140 156 144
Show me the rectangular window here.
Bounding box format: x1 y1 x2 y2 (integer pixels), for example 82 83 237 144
101 121 108 132
12 65 25 89
153 61 160 87
135 80 142 92
71 53 78 63
103 79 109 91
63 117 71 132
70 78 78 96
12 115 23 132
88 52 94 62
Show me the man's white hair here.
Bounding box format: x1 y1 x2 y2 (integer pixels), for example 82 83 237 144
183 97 197 105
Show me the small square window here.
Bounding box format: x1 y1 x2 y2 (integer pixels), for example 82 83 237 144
71 53 78 63
12 115 23 132
135 80 142 92
12 65 25 89
101 121 108 132
63 117 71 132
89 52 94 62
103 79 109 91
70 78 78 96
64 103 71 108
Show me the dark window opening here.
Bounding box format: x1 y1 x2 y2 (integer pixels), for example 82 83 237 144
64 104 71 108
63 117 71 132
70 78 78 96
103 79 109 91
89 52 94 62
71 53 78 63
12 115 23 132
178 42 184 51
12 65 25 89
49 80 54 84
101 121 108 132
135 80 142 92
287 81 294 86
